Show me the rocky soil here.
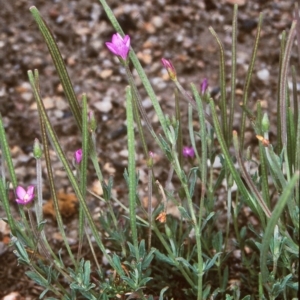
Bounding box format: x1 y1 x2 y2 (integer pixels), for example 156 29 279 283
0 0 297 298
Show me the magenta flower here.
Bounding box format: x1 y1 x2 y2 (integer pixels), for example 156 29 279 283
200 78 208 95
183 146 195 158
161 58 177 81
15 185 35 205
74 148 83 164
105 33 130 60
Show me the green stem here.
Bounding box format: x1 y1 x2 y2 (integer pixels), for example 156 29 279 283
279 20 297 145
228 4 238 146
240 13 263 149
125 86 139 260
171 143 203 299
28 70 118 273
209 27 228 145
33 70 77 269
0 113 18 189
97 0 168 136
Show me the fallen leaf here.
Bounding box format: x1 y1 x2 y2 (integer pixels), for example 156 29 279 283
43 191 78 219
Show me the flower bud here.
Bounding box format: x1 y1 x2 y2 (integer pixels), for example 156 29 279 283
261 113 270 133
161 58 177 81
147 151 154 168
200 78 208 95
88 111 97 132
182 146 195 158
74 148 83 164
33 138 42 159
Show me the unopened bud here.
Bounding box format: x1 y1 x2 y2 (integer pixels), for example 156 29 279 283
261 113 270 133
147 151 154 168
33 138 42 159
161 58 177 81
88 111 97 132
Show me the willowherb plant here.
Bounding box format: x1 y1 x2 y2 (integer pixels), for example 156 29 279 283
0 1 299 299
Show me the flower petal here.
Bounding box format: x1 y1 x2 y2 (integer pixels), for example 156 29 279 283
27 185 35 197
16 198 26 205
105 42 118 55
16 186 26 200
123 35 130 48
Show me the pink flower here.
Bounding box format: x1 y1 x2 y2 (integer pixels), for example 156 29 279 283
15 185 35 205
105 33 130 60
74 149 83 164
161 58 177 81
183 146 195 158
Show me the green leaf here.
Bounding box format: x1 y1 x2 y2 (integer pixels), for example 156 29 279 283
154 249 177 266
260 172 299 283
29 6 81 129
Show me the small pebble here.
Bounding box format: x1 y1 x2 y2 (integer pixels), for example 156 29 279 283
152 16 164 28
93 100 112 113
257 68 270 81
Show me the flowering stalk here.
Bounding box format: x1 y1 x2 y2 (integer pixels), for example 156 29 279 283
161 58 197 109
30 70 77 269
106 33 164 154
147 151 154 250
174 88 183 167
125 86 139 260
169 133 203 300
29 7 103 188
33 138 43 225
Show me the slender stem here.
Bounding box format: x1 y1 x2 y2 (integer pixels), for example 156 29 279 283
171 142 203 299
147 166 153 251
240 13 263 149
130 82 149 157
175 88 183 167
233 131 271 220
35 158 43 225
225 182 232 251
276 31 286 152
125 86 139 260
30 7 82 129
34 75 77 269
0 179 16 235
124 65 164 151
228 4 238 145
28 70 118 273
0 113 18 188
27 208 50 261
125 66 153 133
85 222 101 270
209 27 228 145
279 20 297 145
97 0 169 136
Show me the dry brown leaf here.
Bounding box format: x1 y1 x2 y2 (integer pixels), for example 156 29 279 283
43 191 78 219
